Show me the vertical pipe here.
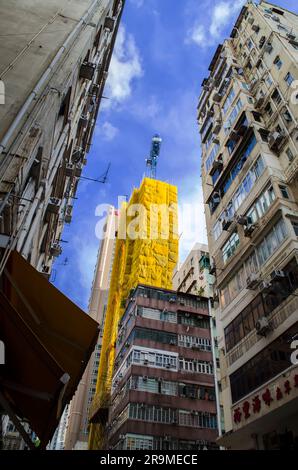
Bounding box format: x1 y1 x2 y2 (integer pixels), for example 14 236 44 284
208 297 223 440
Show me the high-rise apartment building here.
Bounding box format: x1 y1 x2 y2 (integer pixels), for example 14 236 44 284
199 1 298 449
173 243 213 297
0 0 124 277
65 207 118 449
89 177 179 449
0 1 124 449
48 406 70 451
108 284 218 450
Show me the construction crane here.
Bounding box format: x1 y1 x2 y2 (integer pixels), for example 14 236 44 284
146 134 162 179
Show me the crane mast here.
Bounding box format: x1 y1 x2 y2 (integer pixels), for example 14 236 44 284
146 134 162 179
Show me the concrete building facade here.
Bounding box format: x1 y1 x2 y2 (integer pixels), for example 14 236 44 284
198 1 298 449
173 243 214 297
108 285 218 450
64 206 117 449
0 0 124 278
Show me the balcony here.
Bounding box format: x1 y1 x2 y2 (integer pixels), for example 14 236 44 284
226 289 298 367
284 155 298 184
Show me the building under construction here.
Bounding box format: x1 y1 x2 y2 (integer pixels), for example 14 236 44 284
89 177 179 449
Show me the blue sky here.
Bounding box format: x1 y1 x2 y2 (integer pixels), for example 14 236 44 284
53 0 298 310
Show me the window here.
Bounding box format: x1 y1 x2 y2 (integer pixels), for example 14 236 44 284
222 232 240 263
283 109 293 124
291 221 298 236
179 358 213 375
264 73 273 87
279 185 289 199
273 55 282 69
285 72 294 87
220 219 288 310
272 89 282 104
224 99 243 134
264 102 273 116
258 128 269 141
221 133 257 197
223 88 236 115
230 324 296 403
205 144 220 172
286 147 294 162
212 156 265 239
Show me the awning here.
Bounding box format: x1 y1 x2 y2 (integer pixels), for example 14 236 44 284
0 251 99 448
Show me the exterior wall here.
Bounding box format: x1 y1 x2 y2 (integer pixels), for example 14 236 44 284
64 207 117 449
173 243 214 297
89 178 179 449
0 0 124 277
49 405 70 450
198 1 298 449
108 285 218 450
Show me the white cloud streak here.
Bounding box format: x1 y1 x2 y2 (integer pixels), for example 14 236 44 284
103 25 143 109
186 0 246 47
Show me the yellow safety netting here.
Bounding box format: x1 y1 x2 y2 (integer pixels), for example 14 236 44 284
89 178 178 449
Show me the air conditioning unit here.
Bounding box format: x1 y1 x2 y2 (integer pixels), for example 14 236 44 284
259 280 273 293
246 273 260 289
50 241 62 257
256 316 271 336
270 270 286 282
209 260 216 275
78 114 88 130
230 130 240 142
268 131 286 152
244 223 257 237
104 16 115 31
255 96 265 109
212 136 220 145
209 156 223 176
65 163 74 177
74 164 82 178
213 119 221 135
264 43 273 53
47 197 61 214
72 147 84 163
64 205 73 224
259 36 266 48
237 215 252 226
213 92 223 103
79 62 96 80
287 32 296 41
252 24 260 33
221 216 232 231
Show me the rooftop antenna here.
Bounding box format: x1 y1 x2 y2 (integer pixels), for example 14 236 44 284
145 134 162 179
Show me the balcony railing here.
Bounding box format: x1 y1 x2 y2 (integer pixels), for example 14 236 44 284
226 290 298 367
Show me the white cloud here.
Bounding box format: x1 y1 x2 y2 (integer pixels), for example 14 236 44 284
186 0 246 47
97 121 119 141
130 0 144 7
103 25 143 109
